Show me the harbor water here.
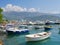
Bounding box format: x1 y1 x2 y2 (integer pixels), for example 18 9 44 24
0 25 60 45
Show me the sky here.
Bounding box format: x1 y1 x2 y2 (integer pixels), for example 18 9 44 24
0 0 60 13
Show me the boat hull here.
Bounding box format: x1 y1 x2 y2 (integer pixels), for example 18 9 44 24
26 36 50 41
6 29 29 34
44 27 52 30
26 32 51 41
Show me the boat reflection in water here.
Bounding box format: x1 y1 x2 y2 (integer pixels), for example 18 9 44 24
58 28 60 34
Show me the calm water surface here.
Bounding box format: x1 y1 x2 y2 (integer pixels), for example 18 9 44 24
1 25 60 45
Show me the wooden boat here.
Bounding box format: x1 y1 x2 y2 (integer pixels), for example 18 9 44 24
25 32 51 41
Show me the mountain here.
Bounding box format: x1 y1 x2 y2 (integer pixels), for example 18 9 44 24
3 12 60 21
29 15 60 21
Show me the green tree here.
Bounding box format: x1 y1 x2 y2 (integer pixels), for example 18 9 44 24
0 8 3 13
0 8 3 23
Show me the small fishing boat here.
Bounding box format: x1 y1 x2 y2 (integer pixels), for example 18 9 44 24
25 32 51 41
44 26 52 30
45 20 55 25
6 27 29 34
34 26 44 30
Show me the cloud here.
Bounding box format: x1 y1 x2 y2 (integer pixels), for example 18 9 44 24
44 11 60 14
28 8 37 12
2 4 27 12
50 11 60 14
2 4 38 12
2 4 60 14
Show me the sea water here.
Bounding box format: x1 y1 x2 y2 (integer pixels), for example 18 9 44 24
1 25 60 45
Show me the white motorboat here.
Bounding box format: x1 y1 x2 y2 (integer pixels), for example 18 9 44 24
6 27 29 34
25 32 51 41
